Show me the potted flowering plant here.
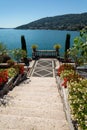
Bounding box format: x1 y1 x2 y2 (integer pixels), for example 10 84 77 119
54 44 61 57
31 44 38 52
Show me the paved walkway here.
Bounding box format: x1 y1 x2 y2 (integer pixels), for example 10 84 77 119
0 59 69 130
31 59 55 77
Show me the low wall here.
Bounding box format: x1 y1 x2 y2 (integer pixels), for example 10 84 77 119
56 76 77 130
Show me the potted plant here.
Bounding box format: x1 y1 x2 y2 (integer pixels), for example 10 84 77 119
31 44 38 52
54 44 61 51
54 44 61 57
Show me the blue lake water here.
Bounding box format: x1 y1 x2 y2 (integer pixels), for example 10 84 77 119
0 29 79 57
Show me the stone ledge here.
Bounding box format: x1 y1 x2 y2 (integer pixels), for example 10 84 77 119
56 76 76 130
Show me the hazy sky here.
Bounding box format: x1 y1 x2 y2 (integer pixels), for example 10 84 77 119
0 0 87 28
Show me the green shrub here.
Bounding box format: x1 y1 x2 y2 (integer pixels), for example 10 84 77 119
68 79 87 130
8 68 17 78
2 54 11 63
7 59 15 66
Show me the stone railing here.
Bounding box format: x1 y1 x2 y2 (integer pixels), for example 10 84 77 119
32 50 59 59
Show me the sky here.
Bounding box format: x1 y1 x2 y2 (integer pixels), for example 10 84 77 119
0 0 87 28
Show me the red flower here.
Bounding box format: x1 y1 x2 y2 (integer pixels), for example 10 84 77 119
0 70 8 86
58 65 65 76
62 78 68 88
0 77 3 84
19 65 24 74
58 64 74 76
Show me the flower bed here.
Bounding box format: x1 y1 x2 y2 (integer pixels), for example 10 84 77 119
0 64 27 97
57 63 87 130
0 69 8 88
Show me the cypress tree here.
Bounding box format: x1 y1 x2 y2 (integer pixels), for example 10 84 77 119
21 35 27 54
65 33 70 60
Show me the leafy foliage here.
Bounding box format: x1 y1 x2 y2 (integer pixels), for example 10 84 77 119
58 63 75 76
0 42 8 63
69 79 87 129
68 29 87 66
11 48 27 62
0 42 7 55
7 59 15 66
8 68 17 78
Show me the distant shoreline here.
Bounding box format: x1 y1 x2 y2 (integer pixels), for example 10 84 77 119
0 28 80 32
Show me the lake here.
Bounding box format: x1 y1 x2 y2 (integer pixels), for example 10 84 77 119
0 29 79 57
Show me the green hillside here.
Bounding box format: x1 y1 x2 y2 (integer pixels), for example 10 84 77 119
16 12 87 31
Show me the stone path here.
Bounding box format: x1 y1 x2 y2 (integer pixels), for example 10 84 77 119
0 59 70 130
32 59 54 77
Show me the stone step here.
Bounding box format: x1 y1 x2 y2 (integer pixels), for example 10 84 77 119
8 86 59 95
13 83 57 90
8 100 63 111
0 68 69 130
0 114 69 130
26 77 57 85
0 129 25 130
8 91 61 103
9 84 58 93
8 91 60 100
8 77 59 96
0 106 66 120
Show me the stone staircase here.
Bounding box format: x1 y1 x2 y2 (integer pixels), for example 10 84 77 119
0 77 69 130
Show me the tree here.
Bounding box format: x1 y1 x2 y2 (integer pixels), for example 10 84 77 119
21 35 27 55
65 34 70 60
68 29 87 67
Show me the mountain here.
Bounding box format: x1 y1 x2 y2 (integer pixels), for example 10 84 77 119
15 13 87 31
